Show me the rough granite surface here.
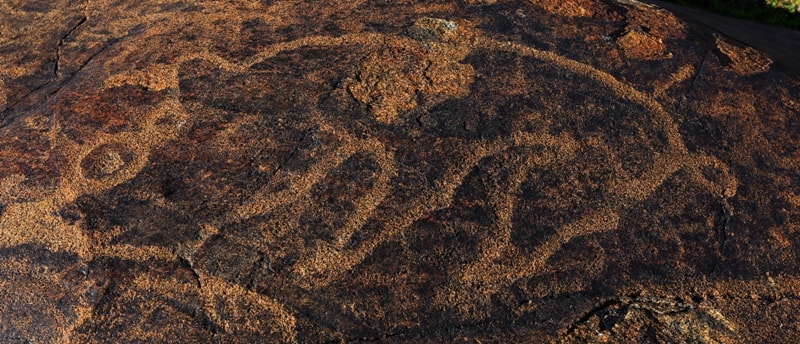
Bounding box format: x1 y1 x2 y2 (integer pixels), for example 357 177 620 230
1 0 799 343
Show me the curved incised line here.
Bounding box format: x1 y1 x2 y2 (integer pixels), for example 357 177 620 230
1 22 743 339
291 131 580 286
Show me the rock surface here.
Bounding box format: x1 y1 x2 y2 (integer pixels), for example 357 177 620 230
1 0 799 342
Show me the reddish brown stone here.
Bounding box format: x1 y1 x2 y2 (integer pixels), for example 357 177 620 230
1 0 798 342
616 26 669 60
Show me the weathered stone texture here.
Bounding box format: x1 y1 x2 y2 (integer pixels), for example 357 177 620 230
1 0 798 342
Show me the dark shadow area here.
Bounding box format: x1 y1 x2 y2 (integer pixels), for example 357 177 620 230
638 0 800 76
665 0 800 29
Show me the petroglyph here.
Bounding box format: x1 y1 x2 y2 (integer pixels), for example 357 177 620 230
348 19 475 123
5 27 737 288
5 4 788 341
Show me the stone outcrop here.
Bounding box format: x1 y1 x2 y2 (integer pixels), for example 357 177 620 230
1 0 798 342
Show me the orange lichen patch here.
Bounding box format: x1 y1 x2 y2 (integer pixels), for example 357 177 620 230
788 192 800 208
695 89 757 118
0 78 6 112
625 3 687 40
463 0 497 5
197 275 297 340
0 66 27 79
104 64 176 91
617 26 670 60
715 34 772 75
348 18 474 124
534 0 597 17
0 174 27 202
769 227 793 248
654 64 695 97
0 199 91 258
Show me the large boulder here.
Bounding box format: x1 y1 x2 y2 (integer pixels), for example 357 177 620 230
1 0 798 342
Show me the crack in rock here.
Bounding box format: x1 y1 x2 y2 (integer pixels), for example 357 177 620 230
54 15 87 78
